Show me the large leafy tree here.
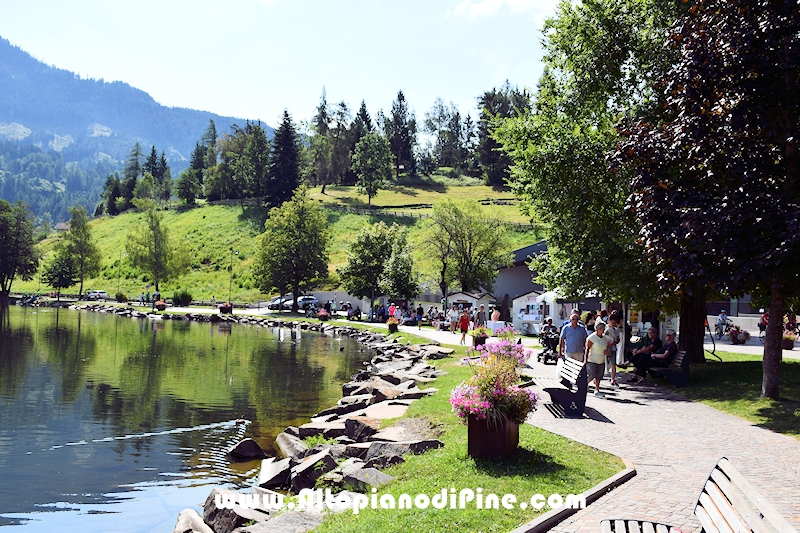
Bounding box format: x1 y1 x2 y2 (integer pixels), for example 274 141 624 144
41 241 78 301
125 200 189 291
426 198 514 295
494 0 694 354
351 133 393 205
269 110 301 206
254 186 330 312
0 200 39 300
617 0 800 398
337 222 403 318
380 229 419 302
64 205 101 296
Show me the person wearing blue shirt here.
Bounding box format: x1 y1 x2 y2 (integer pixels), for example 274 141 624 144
559 312 588 361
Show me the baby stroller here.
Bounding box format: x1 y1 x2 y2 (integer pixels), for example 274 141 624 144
537 326 560 364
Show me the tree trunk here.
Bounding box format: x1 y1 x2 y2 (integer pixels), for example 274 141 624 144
763 282 785 399
679 289 707 364
439 281 447 310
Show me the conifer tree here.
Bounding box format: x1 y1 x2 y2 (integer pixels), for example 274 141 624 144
269 110 301 206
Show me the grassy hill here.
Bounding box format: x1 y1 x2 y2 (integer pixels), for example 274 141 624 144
15 184 540 302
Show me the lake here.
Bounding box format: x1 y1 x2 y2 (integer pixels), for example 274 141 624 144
0 305 370 531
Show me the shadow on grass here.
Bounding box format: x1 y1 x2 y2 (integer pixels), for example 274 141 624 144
473 447 565 477
238 205 270 231
678 358 800 436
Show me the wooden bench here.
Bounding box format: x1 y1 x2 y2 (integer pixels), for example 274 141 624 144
542 357 588 417
649 350 689 388
601 457 797 533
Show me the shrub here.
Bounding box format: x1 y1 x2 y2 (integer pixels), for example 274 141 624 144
115 292 128 302
172 290 192 306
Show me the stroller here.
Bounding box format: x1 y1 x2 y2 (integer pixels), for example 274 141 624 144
537 326 560 364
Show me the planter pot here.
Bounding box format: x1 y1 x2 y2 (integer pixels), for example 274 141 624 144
472 335 488 347
467 414 519 460
388 323 398 333
155 303 166 311
782 338 794 350
219 305 233 315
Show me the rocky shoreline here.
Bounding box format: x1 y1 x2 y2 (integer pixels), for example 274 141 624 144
69 304 453 533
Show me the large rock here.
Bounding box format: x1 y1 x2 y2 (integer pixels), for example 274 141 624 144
362 401 409 420
275 432 308 459
342 467 394 491
257 457 291 489
290 450 337 492
365 454 405 469
297 421 346 439
173 508 214 533
227 438 267 462
344 416 381 442
315 400 370 418
203 488 270 533
233 512 323 533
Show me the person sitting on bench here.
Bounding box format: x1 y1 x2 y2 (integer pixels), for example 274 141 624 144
628 329 677 384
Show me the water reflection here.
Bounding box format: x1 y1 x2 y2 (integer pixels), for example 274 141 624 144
0 305 370 530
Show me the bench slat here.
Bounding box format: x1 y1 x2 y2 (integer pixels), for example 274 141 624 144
642 521 656 533
705 479 751 533
717 458 797 533
628 519 642 533
601 520 613 533
699 491 737 533
710 470 772 533
655 525 670 533
697 503 723 533
616 519 627 533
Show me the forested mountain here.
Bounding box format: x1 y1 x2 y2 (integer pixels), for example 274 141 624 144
0 36 269 222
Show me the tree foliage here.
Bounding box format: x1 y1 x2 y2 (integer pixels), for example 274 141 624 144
64 205 101 295
426 198 513 295
41 240 78 299
379 229 419 302
269 111 301 206
616 0 800 398
337 222 404 314
254 186 330 311
351 133 393 205
385 91 417 175
125 200 189 291
0 200 39 299
477 82 532 186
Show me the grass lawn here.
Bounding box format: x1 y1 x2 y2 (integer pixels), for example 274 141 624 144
673 351 800 438
308 328 622 533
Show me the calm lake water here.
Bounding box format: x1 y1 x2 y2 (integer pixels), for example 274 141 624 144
0 305 370 531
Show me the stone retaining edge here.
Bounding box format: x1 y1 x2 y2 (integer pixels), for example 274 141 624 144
508 458 637 533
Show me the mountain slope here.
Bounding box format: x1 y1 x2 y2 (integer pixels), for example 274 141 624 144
0 36 270 163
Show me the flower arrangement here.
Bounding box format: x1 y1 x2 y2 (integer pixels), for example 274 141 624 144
493 325 517 341
783 331 796 342
468 326 492 338
727 325 750 344
386 317 400 325
449 340 539 425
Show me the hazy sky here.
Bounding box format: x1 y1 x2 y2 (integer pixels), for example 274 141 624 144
0 0 558 128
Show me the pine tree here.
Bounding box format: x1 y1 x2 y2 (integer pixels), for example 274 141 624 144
269 110 301 206
386 91 417 176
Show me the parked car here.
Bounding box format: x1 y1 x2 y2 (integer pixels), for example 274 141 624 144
283 295 319 311
85 290 108 301
267 296 292 310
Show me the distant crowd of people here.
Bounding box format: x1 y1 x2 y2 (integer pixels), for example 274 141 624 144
550 308 678 397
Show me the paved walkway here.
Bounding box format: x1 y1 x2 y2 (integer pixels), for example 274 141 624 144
521 360 800 532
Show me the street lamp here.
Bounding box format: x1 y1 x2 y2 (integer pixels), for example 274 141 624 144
228 248 239 304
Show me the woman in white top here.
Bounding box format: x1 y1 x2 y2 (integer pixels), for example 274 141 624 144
585 321 609 397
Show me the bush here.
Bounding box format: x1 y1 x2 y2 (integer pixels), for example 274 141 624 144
172 290 192 306
115 292 128 302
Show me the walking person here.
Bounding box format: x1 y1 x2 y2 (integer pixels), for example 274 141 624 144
448 304 459 334
474 304 487 329
458 310 470 345
559 311 588 362
604 311 622 387
585 321 609 397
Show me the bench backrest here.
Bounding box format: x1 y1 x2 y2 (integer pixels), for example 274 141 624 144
695 457 797 533
672 350 685 367
559 357 584 386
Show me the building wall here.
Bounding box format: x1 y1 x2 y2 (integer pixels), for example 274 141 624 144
494 265 543 303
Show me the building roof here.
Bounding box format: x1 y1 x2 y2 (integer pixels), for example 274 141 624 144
54 222 71 231
505 241 547 268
